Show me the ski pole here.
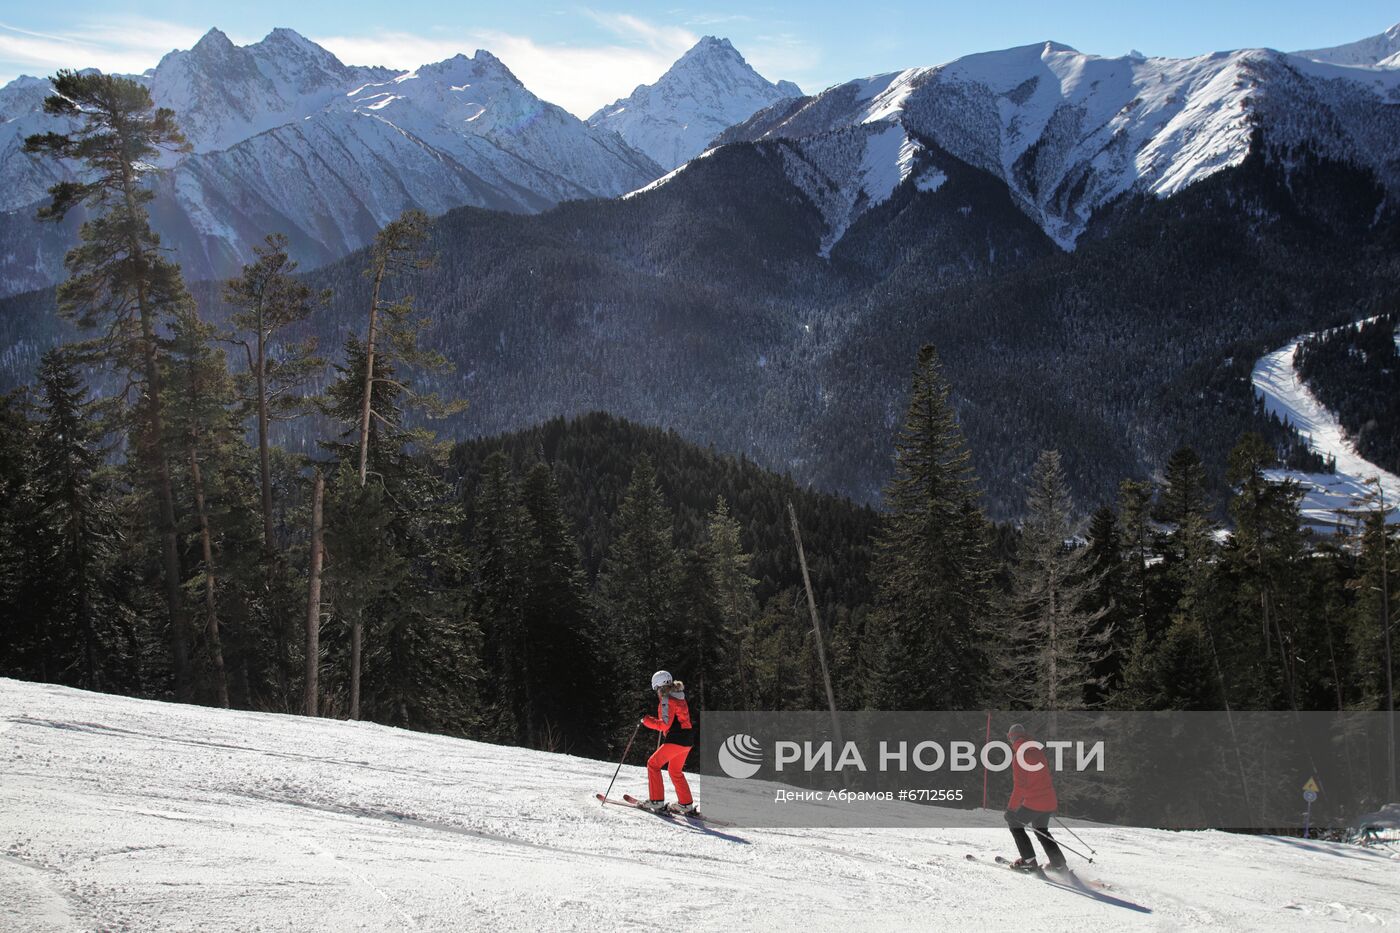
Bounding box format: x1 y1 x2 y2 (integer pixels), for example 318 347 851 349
1054 816 1097 856
1052 836 1094 864
602 719 642 805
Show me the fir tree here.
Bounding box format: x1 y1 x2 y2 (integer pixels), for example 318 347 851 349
870 345 990 710
698 497 757 707
0 391 41 678
469 452 533 743
597 457 684 712
1083 505 1128 705
1004 450 1108 710
519 462 606 752
30 349 122 689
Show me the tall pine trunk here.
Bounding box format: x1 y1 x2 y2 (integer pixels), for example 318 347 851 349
356 266 385 488
304 469 324 717
119 163 190 700
137 279 191 699
256 309 275 552
188 443 228 708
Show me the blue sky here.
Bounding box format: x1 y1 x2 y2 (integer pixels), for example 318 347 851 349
1 2 1397 115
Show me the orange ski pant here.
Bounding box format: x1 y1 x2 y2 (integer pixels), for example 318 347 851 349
647 742 693 805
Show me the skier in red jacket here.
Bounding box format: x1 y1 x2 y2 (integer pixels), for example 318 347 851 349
1004 723 1067 870
639 670 696 814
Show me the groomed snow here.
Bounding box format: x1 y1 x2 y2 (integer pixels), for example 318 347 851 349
3 678 1398 931
1251 324 1400 531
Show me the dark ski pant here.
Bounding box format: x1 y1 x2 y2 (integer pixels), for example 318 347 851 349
1005 806 1066 867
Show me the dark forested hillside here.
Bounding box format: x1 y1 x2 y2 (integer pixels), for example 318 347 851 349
449 411 878 608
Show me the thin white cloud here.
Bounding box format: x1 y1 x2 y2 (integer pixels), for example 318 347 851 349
315 18 700 118
583 11 696 54
0 18 220 80
0 12 811 120
742 33 824 88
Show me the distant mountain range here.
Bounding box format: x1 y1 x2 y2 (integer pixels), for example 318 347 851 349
0 28 802 298
2 22 1399 512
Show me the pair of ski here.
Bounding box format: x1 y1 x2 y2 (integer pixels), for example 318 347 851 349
964 853 1108 891
596 793 735 827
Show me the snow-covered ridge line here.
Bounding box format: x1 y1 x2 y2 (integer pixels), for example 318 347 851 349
3 677 1399 930
717 33 1400 256
1251 319 1400 531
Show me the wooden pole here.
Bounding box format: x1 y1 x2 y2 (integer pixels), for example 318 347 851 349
788 500 842 749
304 469 324 717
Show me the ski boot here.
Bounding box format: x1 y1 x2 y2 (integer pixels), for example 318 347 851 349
639 799 669 814
671 802 699 816
1009 857 1040 872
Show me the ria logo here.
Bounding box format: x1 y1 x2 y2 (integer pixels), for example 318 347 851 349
718 733 763 779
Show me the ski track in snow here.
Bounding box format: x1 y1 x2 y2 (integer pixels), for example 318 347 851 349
1251 322 1400 531
2 679 1399 931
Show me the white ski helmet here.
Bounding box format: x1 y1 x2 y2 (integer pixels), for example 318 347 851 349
651 670 674 691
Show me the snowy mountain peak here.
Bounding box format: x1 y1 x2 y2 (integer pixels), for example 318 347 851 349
189 27 236 57
589 36 803 170
1296 22 1400 67
412 49 522 87
253 27 351 70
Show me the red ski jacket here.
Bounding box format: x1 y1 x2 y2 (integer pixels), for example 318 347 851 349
643 694 694 747
1008 736 1058 812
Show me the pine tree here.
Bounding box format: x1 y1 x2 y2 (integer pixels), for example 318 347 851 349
870 345 990 710
1003 450 1108 710
25 70 196 698
321 339 475 728
1224 433 1306 708
223 233 324 553
597 457 684 712
323 464 404 720
352 210 457 488
165 304 252 708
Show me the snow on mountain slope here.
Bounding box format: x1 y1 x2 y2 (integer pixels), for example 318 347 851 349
589 36 801 171
1252 321 1400 532
348 51 658 202
1296 22 1400 68
0 29 662 296
717 41 1400 251
3 678 1399 932
0 75 73 213
145 27 396 156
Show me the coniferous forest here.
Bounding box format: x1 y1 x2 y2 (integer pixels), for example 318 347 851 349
1 70 1398 769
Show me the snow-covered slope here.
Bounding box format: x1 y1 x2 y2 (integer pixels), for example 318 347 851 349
589 36 801 171
3 678 1398 931
0 29 662 296
1296 22 1400 68
716 41 1400 252
1252 321 1400 532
